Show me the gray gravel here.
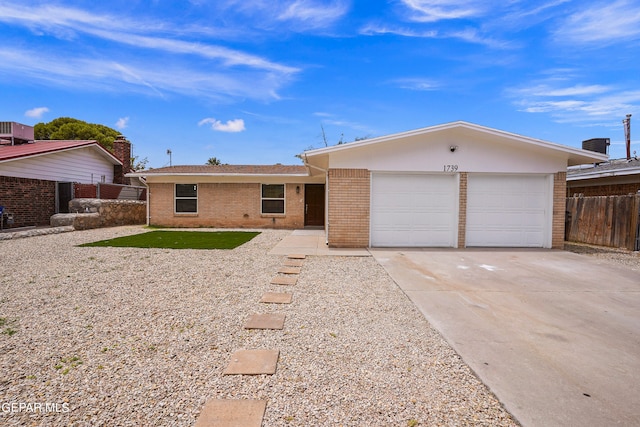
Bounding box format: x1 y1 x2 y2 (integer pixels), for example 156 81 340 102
1 226 517 426
564 242 640 271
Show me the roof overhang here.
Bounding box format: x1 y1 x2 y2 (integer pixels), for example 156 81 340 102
567 166 640 181
0 140 122 165
303 121 608 169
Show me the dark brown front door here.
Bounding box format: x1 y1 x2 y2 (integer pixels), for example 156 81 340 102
304 184 325 227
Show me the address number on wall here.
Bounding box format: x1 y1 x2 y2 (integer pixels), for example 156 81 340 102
443 165 459 172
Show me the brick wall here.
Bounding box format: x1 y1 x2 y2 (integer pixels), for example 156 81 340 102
552 172 567 249
147 182 304 228
327 169 370 248
567 182 640 197
0 176 55 228
112 137 131 185
457 173 467 248
74 183 97 198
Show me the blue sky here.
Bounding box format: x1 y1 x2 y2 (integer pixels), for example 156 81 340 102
1 0 639 168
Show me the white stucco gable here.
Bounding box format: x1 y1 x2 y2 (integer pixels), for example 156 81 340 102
303 121 608 173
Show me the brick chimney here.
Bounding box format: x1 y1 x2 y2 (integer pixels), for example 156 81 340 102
112 135 132 185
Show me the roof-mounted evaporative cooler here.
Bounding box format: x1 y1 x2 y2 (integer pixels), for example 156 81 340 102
0 122 35 146
581 138 610 155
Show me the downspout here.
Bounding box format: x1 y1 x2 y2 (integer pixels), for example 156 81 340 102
139 176 150 226
303 154 329 245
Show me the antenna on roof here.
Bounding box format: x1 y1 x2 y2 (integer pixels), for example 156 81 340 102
623 114 632 161
166 149 172 166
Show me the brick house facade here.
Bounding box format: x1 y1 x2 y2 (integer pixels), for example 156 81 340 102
148 182 305 229
131 122 604 249
130 165 325 230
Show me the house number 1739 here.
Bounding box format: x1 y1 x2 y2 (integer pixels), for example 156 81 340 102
443 165 459 172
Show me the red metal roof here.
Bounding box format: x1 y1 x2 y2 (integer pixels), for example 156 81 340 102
0 140 121 164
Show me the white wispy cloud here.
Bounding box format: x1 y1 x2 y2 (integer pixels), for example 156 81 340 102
359 22 510 48
198 118 246 133
0 47 289 101
115 117 130 130
278 0 349 29
217 0 349 31
393 78 440 91
399 0 485 22
555 0 640 44
360 23 438 38
509 77 640 125
0 3 298 100
24 106 49 119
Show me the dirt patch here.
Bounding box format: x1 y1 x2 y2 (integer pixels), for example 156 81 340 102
565 242 640 271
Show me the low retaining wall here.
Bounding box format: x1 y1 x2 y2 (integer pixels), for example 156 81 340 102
50 199 146 230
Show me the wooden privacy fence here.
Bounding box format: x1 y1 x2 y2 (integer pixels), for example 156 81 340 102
565 194 640 251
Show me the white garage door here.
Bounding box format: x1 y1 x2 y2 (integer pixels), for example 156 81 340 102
466 174 550 247
371 173 457 247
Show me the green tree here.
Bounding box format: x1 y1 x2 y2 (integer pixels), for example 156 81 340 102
35 117 120 151
131 155 149 171
206 157 222 165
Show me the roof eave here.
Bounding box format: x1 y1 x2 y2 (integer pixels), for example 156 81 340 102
126 172 310 178
567 167 640 181
303 121 608 165
0 141 122 165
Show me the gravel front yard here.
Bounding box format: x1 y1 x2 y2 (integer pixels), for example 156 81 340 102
0 226 518 426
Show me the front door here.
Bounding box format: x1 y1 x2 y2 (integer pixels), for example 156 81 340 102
304 184 325 227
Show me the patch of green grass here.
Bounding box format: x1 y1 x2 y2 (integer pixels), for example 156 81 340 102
55 356 83 375
78 231 260 250
0 317 18 336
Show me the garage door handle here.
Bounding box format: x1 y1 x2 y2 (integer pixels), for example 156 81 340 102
305 204 308 214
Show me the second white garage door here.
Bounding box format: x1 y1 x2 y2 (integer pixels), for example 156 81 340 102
371 173 458 247
466 174 550 248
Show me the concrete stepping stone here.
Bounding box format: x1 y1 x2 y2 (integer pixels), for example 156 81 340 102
223 349 280 375
194 399 267 427
260 292 292 304
270 275 298 286
244 313 286 330
287 254 306 259
283 258 304 267
278 266 301 274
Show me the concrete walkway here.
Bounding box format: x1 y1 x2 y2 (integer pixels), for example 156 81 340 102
269 229 370 256
372 248 640 427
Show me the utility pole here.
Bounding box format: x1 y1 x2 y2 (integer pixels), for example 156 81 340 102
623 114 631 160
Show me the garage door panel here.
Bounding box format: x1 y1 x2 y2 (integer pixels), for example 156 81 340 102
371 173 457 247
466 175 549 248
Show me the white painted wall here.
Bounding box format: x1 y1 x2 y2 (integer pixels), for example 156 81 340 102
0 147 115 183
329 128 567 173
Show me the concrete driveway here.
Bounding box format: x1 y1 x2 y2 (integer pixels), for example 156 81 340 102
371 249 640 427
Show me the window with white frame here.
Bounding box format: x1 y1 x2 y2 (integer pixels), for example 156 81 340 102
261 184 285 214
175 184 198 213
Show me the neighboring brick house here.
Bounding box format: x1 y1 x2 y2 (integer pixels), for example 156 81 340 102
130 121 607 249
0 123 132 228
567 157 640 196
